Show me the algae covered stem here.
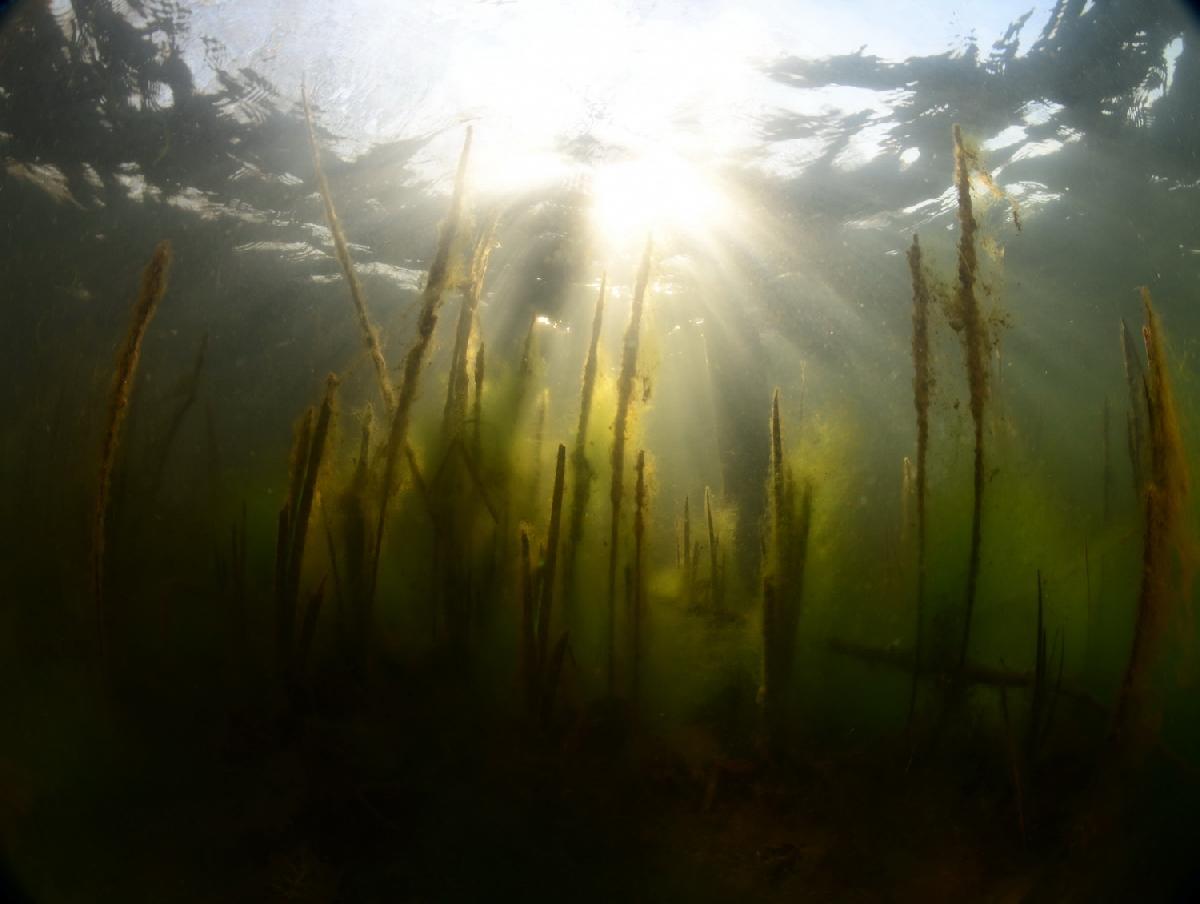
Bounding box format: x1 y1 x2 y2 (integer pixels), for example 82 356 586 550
907 233 932 724
606 240 653 695
277 374 338 668
951 123 989 681
1113 288 1191 741
632 449 647 697
92 239 172 661
561 276 607 613
303 83 394 411
538 444 568 671
369 127 473 601
444 217 498 439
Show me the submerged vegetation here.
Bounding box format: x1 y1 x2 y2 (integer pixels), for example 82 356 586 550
4 20 1199 887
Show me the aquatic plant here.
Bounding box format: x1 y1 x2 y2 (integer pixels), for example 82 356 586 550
950 124 989 683
370 127 472 603
303 84 394 410
337 409 374 673
561 276 606 616
519 527 536 707
538 443 567 674
681 495 693 607
605 240 652 695
1026 570 1064 769
92 239 172 662
632 449 647 699
761 390 813 744
444 217 498 441
147 330 208 503
705 486 723 610
275 374 338 674
472 341 486 461
1112 288 1193 743
906 233 932 726
1121 319 1148 492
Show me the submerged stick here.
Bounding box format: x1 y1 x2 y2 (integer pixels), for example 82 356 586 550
606 241 653 695
907 233 933 727
303 84 394 410
369 127 473 603
951 124 989 683
561 276 607 611
92 239 172 660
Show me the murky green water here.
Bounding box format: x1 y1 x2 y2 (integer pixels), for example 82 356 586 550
1 1 1199 900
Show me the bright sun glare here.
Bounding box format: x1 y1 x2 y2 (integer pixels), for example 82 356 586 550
446 1 761 250
587 155 732 251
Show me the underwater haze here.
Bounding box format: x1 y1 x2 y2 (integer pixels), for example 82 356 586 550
2 0 1200 900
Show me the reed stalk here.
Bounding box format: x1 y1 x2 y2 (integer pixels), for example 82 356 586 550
370 128 473 602
444 218 498 439
1121 319 1147 492
303 83 394 410
907 233 932 726
633 450 646 698
1102 397 1113 521
561 277 606 612
473 342 485 460
1113 288 1192 741
606 240 653 695
951 124 989 683
278 375 338 668
520 528 536 707
147 331 207 502
538 444 567 670
92 239 172 662
297 576 327 678
682 495 692 605
705 487 721 610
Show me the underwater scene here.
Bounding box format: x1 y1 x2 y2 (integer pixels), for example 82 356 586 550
2 0 1200 899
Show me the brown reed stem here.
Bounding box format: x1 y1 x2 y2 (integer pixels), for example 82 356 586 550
633 450 646 698
705 486 720 610
951 124 988 684
538 445 568 672
148 330 207 502
561 277 607 612
280 375 338 667
1113 288 1191 741
907 233 932 727
520 528 536 708
683 495 692 604
606 240 652 695
473 341 486 460
369 127 472 604
303 83 394 410
92 239 172 662
444 217 498 439
1121 319 1147 492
